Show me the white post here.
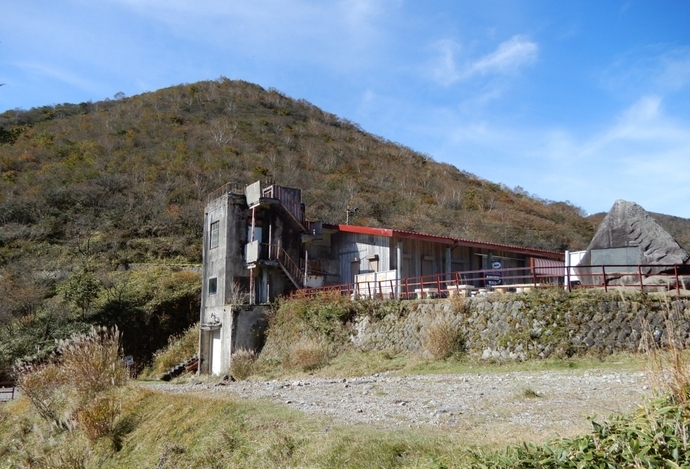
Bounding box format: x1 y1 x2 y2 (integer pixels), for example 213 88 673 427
304 250 308 287
396 241 403 299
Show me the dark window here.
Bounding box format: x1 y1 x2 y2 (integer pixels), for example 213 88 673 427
209 277 218 295
210 221 219 249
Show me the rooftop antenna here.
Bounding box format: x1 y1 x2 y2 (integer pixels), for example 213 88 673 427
345 206 358 225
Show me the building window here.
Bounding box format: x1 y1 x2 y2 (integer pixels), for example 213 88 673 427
208 277 218 295
365 254 379 273
210 221 219 249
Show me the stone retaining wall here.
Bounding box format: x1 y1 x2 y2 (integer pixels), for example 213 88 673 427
349 292 690 359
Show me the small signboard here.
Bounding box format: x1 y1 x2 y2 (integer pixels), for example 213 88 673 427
485 261 502 286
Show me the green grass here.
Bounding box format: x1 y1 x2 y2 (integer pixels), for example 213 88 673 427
0 385 483 468
250 349 645 382
1 348 685 468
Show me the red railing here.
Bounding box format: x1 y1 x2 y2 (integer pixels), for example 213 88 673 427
299 264 688 299
568 264 687 294
264 243 303 288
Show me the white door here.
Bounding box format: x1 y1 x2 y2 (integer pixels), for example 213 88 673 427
211 330 222 375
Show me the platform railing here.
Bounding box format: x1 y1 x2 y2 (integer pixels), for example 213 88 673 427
299 264 688 299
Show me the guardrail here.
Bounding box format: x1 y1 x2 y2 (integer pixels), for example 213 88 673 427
299 264 689 299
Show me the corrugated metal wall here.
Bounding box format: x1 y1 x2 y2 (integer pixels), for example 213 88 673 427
336 232 392 284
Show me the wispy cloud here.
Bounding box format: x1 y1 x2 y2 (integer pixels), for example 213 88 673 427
602 46 690 96
17 62 101 94
470 35 538 75
102 0 393 69
420 93 690 216
430 35 538 86
656 49 690 91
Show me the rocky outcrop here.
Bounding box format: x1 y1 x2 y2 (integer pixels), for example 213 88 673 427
577 200 690 285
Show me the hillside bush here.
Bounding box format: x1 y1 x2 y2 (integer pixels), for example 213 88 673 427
472 393 690 468
147 323 199 377
259 292 357 368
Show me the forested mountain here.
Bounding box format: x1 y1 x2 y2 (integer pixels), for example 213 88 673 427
0 77 687 368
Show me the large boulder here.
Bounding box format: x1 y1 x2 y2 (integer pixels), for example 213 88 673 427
577 200 690 285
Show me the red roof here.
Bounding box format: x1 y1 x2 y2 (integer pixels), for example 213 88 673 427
323 223 564 260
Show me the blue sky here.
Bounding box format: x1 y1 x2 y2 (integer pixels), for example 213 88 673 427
3 1 690 218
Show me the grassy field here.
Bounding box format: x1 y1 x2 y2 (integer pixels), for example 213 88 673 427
0 351 651 469
0 383 488 468
248 347 646 381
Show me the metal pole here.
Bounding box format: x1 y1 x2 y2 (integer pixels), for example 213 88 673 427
638 265 643 292
249 206 256 305
304 250 308 287
249 267 255 305
250 207 256 242
268 220 273 258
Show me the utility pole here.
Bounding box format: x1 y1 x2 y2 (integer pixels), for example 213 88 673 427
345 206 358 225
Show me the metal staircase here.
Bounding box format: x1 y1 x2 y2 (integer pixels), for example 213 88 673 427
269 244 303 289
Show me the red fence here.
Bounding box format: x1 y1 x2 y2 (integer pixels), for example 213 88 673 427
299 264 689 299
569 264 687 294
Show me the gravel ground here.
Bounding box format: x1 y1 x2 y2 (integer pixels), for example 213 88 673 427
145 368 651 445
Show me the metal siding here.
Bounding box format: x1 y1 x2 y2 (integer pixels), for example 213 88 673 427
337 232 392 283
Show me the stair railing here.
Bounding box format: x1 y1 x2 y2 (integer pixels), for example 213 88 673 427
267 244 303 288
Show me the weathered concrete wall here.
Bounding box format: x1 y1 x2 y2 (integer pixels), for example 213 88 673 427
232 305 269 352
349 294 690 359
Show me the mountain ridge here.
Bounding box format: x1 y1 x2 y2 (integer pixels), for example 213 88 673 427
1 77 688 367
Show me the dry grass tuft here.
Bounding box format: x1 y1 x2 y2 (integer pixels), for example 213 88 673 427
76 395 120 441
289 338 329 371
642 298 690 404
16 326 128 439
57 326 128 399
422 320 464 360
230 349 257 381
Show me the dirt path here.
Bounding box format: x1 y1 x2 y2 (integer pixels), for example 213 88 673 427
146 368 650 445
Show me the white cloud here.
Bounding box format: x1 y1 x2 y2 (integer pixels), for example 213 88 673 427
469 35 538 75
100 0 393 70
430 35 538 86
430 39 463 86
417 93 690 217
656 49 690 91
621 95 662 123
